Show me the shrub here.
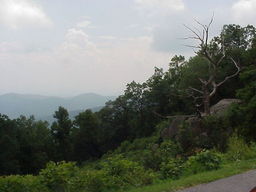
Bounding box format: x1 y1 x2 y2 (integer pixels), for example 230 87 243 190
176 122 194 152
39 161 78 192
0 175 48 192
160 158 184 179
155 120 171 135
202 115 231 151
226 135 256 161
140 149 163 171
101 155 156 190
184 150 222 175
115 136 157 154
140 140 182 171
159 140 182 161
71 169 107 192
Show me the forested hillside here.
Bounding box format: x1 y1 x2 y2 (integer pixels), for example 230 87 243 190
0 24 256 192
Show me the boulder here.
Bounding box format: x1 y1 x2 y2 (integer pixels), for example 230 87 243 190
161 116 187 139
186 116 203 134
210 99 241 115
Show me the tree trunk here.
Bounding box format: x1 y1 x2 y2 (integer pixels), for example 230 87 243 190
203 85 211 115
204 95 210 115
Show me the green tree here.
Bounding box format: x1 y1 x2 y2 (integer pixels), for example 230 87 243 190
51 106 73 161
124 81 154 137
230 65 256 140
73 110 101 162
15 116 52 174
0 114 20 175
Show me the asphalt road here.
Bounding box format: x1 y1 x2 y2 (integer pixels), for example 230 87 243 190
176 170 256 192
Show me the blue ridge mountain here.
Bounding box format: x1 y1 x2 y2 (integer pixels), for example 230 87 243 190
0 93 115 120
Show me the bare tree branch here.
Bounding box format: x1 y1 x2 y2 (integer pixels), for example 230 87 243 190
217 57 241 87
216 54 226 66
193 26 203 37
166 115 196 119
183 44 201 49
209 82 217 97
198 78 207 84
182 36 202 40
207 13 214 29
183 24 204 43
152 111 168 119
189 87 203 94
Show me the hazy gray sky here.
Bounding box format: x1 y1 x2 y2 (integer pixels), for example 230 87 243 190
0 0 255 96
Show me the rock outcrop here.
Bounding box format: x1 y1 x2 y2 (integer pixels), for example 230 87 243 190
161 116 188 139
161 98 241 140
210 99 241 115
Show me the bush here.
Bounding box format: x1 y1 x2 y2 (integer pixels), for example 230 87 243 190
0 175 48 192
71 169 108 192
155 120 171 135
139 149 162 171
114 136 157 154
176 122 194 152
37 157 156 192
140 140 182 171
39 161 78 192
202 115 231 151
159 140 182 161
184 150 222 175
226 135 256 161
101 155 156 190
160 158 184 179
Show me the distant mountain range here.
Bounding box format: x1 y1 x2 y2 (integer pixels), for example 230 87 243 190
0 93 116 122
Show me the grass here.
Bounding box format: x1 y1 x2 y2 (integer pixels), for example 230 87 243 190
126 158 256 192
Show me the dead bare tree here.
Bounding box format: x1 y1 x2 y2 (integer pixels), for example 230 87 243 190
184 18 241 115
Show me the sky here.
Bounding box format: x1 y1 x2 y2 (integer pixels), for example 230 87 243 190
0 0 255 97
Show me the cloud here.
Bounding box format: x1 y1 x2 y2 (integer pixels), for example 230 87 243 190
76 20 91 29
133 0 189 54
0 41 22 53
0 22 170 96
232 0 256 25
135 0 185 15
60 28 97 53
52 26 170 95
0 0 52 29
99 36 117 40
